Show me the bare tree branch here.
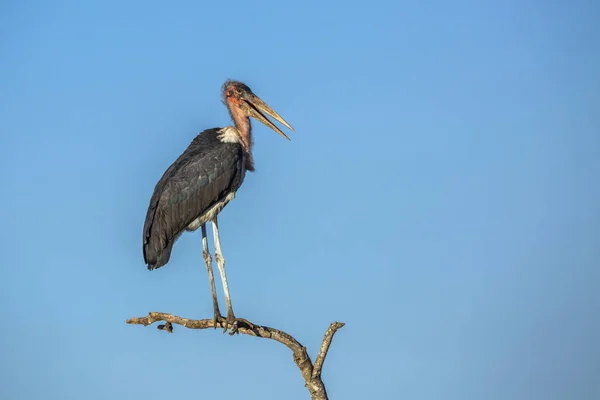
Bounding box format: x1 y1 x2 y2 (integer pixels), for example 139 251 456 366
126 312 344 400
312 322 345 379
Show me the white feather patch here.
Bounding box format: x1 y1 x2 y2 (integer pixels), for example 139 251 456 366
217 126 242 144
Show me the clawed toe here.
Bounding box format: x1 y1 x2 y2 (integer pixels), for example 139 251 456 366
223 312 236 334
212 312 223 329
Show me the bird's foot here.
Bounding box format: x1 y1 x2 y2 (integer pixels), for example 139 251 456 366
218 311 255 336
223 310 236 334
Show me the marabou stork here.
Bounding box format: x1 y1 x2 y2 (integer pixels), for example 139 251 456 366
142 80 294 333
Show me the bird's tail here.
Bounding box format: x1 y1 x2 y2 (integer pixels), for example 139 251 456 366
144 240 174 271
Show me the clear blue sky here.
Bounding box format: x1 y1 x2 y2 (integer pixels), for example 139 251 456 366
1 0 599 399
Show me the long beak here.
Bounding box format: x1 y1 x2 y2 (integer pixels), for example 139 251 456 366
245 94 294 140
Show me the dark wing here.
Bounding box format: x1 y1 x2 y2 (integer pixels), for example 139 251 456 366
143 128 244 270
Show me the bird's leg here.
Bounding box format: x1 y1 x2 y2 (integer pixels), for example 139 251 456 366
211 216 238 334
202 223 222 328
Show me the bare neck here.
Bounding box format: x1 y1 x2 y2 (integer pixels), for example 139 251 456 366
229 105 255 171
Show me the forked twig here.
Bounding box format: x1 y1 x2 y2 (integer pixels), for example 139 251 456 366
127 312 344 400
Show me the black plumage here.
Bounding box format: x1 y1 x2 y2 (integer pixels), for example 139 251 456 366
143 128 244 270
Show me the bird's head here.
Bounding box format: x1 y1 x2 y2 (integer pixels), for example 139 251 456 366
222 80 294 140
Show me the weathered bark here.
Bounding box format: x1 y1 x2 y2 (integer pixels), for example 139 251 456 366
126 312 344 400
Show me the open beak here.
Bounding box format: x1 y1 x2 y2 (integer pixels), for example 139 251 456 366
244 94 295 140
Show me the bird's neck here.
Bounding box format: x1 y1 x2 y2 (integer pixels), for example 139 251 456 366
229 107 255 171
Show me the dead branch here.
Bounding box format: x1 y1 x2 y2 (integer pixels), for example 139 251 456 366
126 312 344 400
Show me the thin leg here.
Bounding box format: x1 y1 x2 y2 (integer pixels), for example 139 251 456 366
211 216 236 333
202 223 222 327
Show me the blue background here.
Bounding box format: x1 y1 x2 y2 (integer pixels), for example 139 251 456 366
1 1 599 399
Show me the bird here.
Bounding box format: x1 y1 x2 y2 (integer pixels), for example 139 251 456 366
142 80 294 333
